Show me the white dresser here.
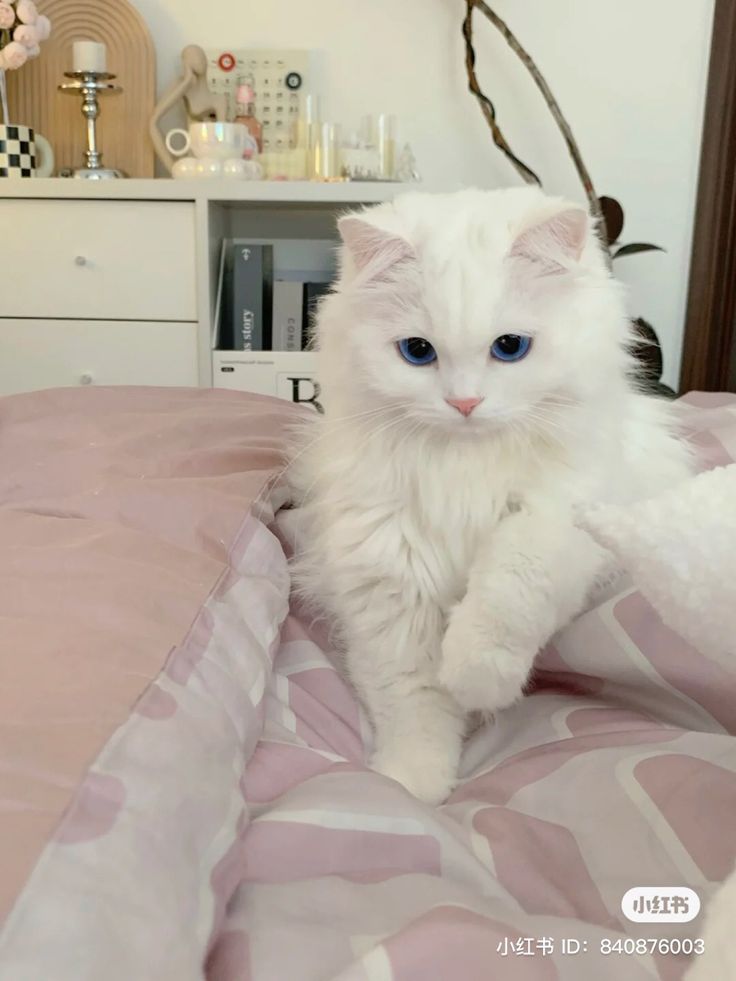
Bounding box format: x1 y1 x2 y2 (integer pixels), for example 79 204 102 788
0 179 400 396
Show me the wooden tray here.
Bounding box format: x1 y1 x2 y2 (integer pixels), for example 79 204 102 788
7 0 156 177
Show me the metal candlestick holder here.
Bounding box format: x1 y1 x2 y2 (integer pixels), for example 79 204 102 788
58 71 124 179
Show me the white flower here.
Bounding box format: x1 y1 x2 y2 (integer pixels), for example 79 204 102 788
15 0 38 25
14 24 38 48
1 41 29 69
35 14 51 40
25 42 40 57
0 3 15 29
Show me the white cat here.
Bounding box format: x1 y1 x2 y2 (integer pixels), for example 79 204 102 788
289 187 693 805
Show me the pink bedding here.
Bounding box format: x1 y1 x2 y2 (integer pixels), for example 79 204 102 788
0 387 734 981
0 387 293 979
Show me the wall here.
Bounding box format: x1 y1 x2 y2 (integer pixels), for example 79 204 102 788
134 0 715 388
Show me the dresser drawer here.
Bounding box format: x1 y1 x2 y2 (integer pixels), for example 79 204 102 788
0 319 199 395
0 200 197 321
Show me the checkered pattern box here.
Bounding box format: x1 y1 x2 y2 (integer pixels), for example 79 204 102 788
0 125 37 178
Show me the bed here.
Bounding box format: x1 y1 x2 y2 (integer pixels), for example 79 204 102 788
0 385 734 981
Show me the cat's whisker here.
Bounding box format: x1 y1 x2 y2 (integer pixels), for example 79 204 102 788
294 416 403 501
357 407 419 448
274 402 411 488
392 417 426 458
244 403 406 519
521 400 583 439
289 409 416 554
508 418 536 457
522 413 577 442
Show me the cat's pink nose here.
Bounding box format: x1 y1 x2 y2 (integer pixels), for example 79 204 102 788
446 397 483 417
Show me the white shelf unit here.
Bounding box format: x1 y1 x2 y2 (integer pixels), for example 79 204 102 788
0 179 404 397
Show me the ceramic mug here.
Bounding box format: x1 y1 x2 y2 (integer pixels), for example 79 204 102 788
0 124 54 178
165 122 258 162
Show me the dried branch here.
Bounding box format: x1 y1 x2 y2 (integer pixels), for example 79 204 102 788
462 4 540 186
463 0 609 253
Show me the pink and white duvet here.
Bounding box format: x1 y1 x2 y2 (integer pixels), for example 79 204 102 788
0 387 734 981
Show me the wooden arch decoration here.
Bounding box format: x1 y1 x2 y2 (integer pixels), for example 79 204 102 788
7 0 156 177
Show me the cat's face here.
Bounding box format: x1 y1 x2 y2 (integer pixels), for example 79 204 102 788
324 189 628 438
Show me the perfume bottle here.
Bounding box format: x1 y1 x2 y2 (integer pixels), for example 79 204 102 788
234 83 263 153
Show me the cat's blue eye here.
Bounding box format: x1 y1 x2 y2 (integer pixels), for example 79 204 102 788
490 334 533 362
397 337 437 366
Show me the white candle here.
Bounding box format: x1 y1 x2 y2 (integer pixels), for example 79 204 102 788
73 40 107 74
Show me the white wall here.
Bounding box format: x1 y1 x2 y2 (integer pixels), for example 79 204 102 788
134 0 715 388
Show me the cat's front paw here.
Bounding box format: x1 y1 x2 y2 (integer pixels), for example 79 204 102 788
439 610 534 715
370 749 455 806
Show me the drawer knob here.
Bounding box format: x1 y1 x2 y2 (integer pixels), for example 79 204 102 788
79 373 93 386
74 255 88 267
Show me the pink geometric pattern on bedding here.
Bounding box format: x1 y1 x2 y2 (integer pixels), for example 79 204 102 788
202 394 736 981
1 390 734 980
0 518 289 979
0 387 295 980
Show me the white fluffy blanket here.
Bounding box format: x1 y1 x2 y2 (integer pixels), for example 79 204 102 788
585 460 736 979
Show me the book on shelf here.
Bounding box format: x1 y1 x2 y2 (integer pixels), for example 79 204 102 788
301 281 332 350
271 280 303 352
232 243 273 351
215 238 336 355
215 241 234 350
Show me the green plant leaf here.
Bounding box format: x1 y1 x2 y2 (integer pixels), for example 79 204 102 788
612 243 665 259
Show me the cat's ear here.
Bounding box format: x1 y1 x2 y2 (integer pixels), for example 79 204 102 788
510 206 588 273
338 215 415 280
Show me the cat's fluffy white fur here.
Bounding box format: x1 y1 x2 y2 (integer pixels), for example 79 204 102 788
685 867 736 979
289 187 693 805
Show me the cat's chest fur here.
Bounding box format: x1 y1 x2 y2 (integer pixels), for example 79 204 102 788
346 436 525 608
295 418 573 617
